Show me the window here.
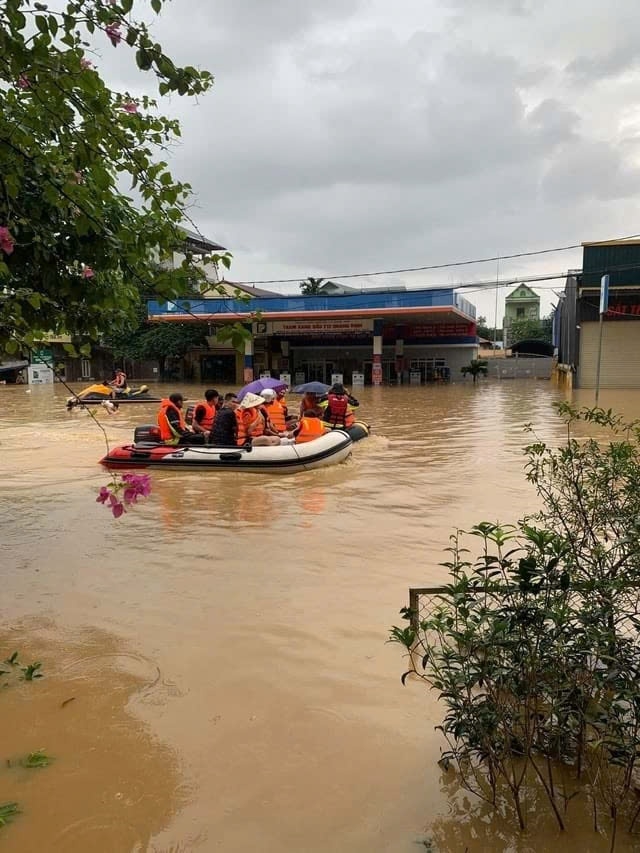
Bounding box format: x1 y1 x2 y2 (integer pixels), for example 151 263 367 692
81 358 92 378
516 307 525 318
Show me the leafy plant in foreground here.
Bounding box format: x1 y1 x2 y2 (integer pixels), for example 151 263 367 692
20 662 43 681
392 405 640 850
0 803 20 828
20 750 52 769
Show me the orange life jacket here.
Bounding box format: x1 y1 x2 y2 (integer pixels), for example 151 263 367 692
236 408 264 445
193 401 217 432
295 416 326 443
263 399 286 432
157 398 186 445
323 393 355 428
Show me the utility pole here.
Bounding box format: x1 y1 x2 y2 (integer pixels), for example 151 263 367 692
594 274 609 407
493 258 500 348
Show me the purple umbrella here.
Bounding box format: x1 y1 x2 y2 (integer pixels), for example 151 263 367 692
237 377 288 401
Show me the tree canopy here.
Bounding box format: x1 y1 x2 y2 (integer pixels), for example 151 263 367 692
0 0 230 358
299 277 325 295
508 316 553 345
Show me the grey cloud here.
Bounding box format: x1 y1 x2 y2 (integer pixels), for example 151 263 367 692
83 0 640 302
541 140 640 203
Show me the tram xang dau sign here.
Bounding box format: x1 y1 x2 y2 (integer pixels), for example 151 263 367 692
256 319 374 337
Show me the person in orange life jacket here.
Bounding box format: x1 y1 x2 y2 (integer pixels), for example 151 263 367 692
192 389 220 436
259 388 288 434
299 391 324 419
108 368 128 398
236 393 280 447
322 383 359 428
276 385 289 416
157 393 206 446
292 414 327 443
209 393 239 446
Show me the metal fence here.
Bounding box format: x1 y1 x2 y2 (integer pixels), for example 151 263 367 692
408 584 640 640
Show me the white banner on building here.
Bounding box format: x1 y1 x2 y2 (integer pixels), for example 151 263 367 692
263 318 374 336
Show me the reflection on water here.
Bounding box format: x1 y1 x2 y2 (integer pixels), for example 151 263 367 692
4 380 640 850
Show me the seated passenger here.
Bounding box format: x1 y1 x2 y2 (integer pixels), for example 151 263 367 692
209 393 239 446
322 383 359 429
259 388 287 434
299 391 324 419
192 389 220 437
108 368 128 397
293 414 327 443
157 393 205 446
236 393 280 447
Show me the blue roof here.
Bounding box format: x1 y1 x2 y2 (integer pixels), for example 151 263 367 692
148 287 476 320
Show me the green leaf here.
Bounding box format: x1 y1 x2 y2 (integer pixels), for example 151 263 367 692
136 48 152 70
35 15 49 33
151 0 162 12
126 26 139 46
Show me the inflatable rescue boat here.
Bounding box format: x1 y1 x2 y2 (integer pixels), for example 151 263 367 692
66 383 161 409
101 428 353 474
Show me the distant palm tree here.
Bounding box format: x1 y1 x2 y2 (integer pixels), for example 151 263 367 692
461 359 489 384
299 277 325 295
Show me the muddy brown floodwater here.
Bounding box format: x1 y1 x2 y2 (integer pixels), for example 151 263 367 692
1 381 640 852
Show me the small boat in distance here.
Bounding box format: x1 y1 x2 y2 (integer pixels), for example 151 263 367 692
66 383 161 409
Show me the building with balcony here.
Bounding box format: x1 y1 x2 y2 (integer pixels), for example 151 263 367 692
148 287 478 386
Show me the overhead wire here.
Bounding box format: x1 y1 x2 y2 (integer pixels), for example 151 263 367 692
228 232 640 286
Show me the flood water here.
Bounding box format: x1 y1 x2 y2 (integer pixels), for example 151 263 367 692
1 380 639 852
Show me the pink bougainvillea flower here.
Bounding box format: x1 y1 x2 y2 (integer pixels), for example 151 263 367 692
105 22 122 46
111 500 125 518
122 101 138 114
80 57 93 70
121 473 152 504
82 266 95 278
0 226 15 256
96 486 111 504
17 75 30 89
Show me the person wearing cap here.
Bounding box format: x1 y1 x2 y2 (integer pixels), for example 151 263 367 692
236 392 280 447
259 388 288 434
157 393 205 446
209 392 240 446
321 383 359 429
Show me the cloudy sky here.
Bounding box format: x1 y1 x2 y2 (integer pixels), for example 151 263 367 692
101 0 640 324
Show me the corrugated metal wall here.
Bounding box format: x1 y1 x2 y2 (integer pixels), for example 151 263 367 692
578 321 640 388
583 243 640 288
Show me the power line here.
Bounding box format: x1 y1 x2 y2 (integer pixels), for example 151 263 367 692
230 232 640 286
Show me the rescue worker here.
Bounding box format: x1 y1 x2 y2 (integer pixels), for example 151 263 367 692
259 388 287 433
157 393 205 446
299 391 324 419
321 383 359 429
236 393 280 447
192 389 220 437
209 393 239 446
276 385 289 418
293 414 327 443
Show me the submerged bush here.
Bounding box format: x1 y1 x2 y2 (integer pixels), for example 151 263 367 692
392 405 640 849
